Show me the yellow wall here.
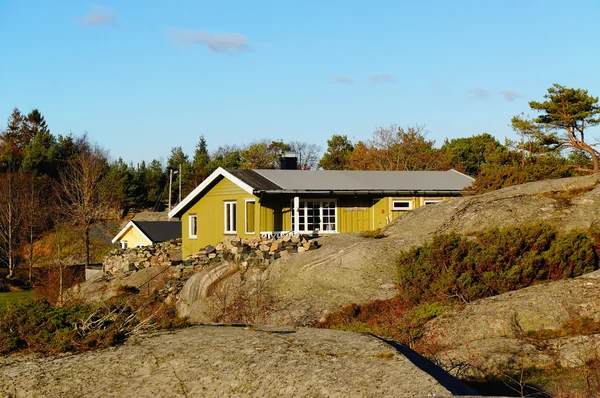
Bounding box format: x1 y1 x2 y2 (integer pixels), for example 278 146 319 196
118 225 152 248
182 177 258 257
180 177 454 257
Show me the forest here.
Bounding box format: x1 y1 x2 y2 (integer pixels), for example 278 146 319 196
0 83 599 284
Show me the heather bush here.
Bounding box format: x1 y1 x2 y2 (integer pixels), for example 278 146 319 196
397 223 600 304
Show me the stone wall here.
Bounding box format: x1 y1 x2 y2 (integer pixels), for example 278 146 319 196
103 235 320 276
103 239 182 274
185 235 320 269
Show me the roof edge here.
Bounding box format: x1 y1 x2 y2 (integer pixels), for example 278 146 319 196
111 221 153 245
168 167 254 218
448 168 476 182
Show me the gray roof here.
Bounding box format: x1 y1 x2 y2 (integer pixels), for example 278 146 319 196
227 169 281 191
134 221 181 242
251 169 473 193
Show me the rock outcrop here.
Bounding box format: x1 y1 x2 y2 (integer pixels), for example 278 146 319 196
0 326 477 397
423 270 600 375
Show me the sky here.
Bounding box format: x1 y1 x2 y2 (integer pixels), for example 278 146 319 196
1 0 600 166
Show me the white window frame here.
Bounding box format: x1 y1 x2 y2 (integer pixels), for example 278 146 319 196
224 201 237 234
244 198 256 235
291 199 338 234
188 214 198 238
121 240 128 249
392 200 413 211
424 199 443 205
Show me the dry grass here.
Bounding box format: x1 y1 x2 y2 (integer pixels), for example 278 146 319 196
360 228 387 239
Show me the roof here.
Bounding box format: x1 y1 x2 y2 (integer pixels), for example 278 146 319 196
134 221 181 242
169 167 474 218
112 220 181 244
253 169 474 192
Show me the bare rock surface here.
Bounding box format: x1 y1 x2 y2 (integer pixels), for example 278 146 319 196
181 175 600 325
424 271 600 374
0 326 476 397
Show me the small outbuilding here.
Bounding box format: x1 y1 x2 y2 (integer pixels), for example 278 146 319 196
111 220 181 249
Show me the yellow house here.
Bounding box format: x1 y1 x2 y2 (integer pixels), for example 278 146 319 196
168 165 474 258
111 221 181 249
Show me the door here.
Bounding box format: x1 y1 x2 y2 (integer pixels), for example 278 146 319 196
372 198 387 230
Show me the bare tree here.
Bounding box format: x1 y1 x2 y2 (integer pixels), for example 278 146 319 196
0 172 27 278
22 175 52 283
56 145 118 268
289 141 321 170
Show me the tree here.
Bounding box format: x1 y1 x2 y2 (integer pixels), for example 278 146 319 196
240 140 291 169
510 114 560 166
209 145 242 172
21 174 51 282
529 84 600 172
319 135 354 170
0 108 26 171
359 124 445 171
56 145 118 268
192 135 211 185
289 141 321 170
166 146 193 200
441 133 503 175
0 172 27 278
146 159 166 209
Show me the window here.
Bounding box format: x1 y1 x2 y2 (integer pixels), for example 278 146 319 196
245 200 255 234
189 214 198 238
424 200 443 205
291 200 337 233
121 241 128 249
224 201 237 234
392 200 413 211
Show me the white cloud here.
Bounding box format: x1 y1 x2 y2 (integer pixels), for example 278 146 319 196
79 5 115 26
469 87 491 100
171 30 250 54
330 76 354 84
501 90 524 102
370 74 395 84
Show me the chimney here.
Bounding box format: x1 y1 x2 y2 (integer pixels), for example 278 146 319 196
279 151 298 170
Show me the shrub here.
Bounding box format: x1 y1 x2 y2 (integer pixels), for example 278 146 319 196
0 290 189 355
360 228 387 239
397 223 600 304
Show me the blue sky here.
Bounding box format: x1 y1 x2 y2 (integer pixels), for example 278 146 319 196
1 0 599 165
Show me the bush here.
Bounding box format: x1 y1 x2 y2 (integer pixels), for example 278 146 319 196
0 291 189 355
397 223 600 304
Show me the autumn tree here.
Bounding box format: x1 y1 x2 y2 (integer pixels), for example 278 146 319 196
319 135 354 170
240 140 291 169
360 124 445 171
529 84 600 173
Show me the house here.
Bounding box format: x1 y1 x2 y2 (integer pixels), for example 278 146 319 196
111 220 182 249
168 158 474 257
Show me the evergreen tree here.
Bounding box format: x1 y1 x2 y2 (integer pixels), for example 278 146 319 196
192 136 211 185
529 84 600 172
319 135 354 170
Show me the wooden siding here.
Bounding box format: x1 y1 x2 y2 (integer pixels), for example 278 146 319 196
181 177 258 257
119 226 151 247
